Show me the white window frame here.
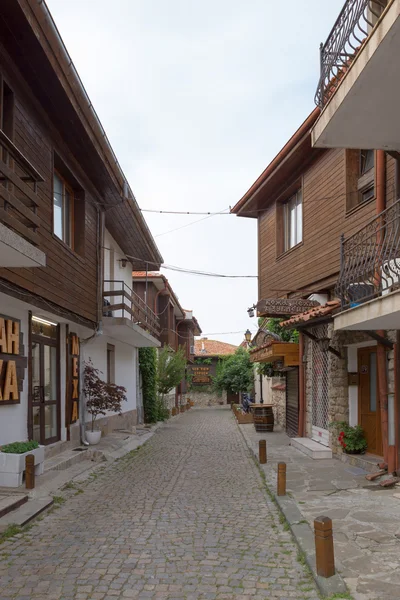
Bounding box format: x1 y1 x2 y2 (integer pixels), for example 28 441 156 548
283 190 302 252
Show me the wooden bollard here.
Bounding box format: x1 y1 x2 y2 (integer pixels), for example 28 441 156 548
277 462 286 496
314 516 335 578
259 440 267 464
25 454 35 490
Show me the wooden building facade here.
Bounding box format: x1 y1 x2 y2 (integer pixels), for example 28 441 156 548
232 108 399 468
0 0 163 453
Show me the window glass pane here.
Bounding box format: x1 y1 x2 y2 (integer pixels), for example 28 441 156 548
296 194 303 244
44 345 57 402
53 174 63 240
360 149 374 174
44 405 57 440
370 352 377 412
32 406 41 443
289 202 296 248
64 189 71 246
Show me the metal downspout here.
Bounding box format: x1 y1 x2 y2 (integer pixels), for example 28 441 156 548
376 150 390 467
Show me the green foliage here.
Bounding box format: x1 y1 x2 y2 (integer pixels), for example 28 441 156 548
212 348 253 395
139 347 158 423
157 346 187 396
1 440 39 454
331 421 368 454
262 318 298 343
194 357 212 365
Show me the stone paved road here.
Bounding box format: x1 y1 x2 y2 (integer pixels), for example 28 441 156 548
0 407 320 600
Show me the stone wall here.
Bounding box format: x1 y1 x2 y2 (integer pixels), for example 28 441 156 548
270 377 286 429
304 324 396 455
188 390 228 407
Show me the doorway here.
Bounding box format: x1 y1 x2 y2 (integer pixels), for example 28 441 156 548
30 318 61 445
358 346 382 456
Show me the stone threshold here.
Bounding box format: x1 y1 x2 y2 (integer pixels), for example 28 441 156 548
291 437 333 459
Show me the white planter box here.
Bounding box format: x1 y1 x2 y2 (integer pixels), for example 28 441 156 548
0 446 45 487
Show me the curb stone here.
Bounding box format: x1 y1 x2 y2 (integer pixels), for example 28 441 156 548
236 421 349 599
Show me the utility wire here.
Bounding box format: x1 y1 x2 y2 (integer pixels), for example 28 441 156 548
141 208 230 215
154 209 228 238
103 246 257 278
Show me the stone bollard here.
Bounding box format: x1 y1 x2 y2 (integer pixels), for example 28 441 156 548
259 440 267 464
25 454 35 489
314 516 335 578
277 462 286 496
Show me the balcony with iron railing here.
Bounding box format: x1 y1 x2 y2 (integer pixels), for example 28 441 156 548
315 0 388 108
336 198 400 310
103 280 160 340
0 130 46 267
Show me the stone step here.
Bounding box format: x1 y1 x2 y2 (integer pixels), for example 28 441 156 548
291 437 333 459
43 447 90 473
0 496 53 531
0 493 28 519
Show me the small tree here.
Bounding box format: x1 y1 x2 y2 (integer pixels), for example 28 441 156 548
84 359 127 431
213 347 253 396
157 346 187 418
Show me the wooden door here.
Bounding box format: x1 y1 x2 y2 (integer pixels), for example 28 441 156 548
30 320 61 446
358 347 382 456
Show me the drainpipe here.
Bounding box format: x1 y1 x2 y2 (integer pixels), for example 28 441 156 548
79 208 105 446
298 331 305 438
376 150 390 467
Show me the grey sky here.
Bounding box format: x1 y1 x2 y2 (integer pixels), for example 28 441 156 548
47 0 343 346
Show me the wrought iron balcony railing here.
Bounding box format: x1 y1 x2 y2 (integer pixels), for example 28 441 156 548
336 198 400 309
0 129 44 245
103 280 160 339
315 0 388 107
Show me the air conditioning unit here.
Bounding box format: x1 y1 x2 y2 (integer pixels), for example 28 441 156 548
382 259 400 295
190 345 195 355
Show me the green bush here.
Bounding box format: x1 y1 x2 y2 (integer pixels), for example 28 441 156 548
139 347 158 423
1 440 40 454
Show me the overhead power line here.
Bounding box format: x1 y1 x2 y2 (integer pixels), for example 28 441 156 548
141 208 231 215
102 246 258 278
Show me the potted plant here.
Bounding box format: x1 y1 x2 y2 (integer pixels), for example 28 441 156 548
332 422 368 454
84 360 127 445
0 440 45 487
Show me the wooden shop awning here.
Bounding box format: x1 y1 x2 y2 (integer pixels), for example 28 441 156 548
256 297 320 317
249 341 299 366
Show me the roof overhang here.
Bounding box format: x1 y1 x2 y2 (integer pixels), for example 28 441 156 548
231 109 321 218
249 342 299 366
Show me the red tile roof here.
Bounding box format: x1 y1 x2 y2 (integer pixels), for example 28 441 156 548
280 300 340 328
194 339 238 357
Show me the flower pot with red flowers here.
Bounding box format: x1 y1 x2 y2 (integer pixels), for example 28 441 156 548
333 422 367 454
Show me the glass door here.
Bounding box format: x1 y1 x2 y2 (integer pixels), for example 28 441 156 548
31 319 60 445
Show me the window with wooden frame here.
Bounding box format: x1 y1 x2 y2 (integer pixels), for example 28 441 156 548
53 153 85 255
282 189 302 253
346 149 376 212
106 343 115 384
53 171 73 247
0 77 14 141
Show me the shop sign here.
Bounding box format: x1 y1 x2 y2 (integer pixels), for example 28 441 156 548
192 366 211 384
69 333 80 423
0 316 26 404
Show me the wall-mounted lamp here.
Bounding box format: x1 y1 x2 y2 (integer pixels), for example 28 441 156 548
119 258 128 268
245 329 252 343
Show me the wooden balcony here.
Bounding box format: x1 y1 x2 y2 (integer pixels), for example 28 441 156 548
103 280 160 340
0 129 44 247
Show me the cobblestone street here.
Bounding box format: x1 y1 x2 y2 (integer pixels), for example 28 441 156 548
0 408 320 600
